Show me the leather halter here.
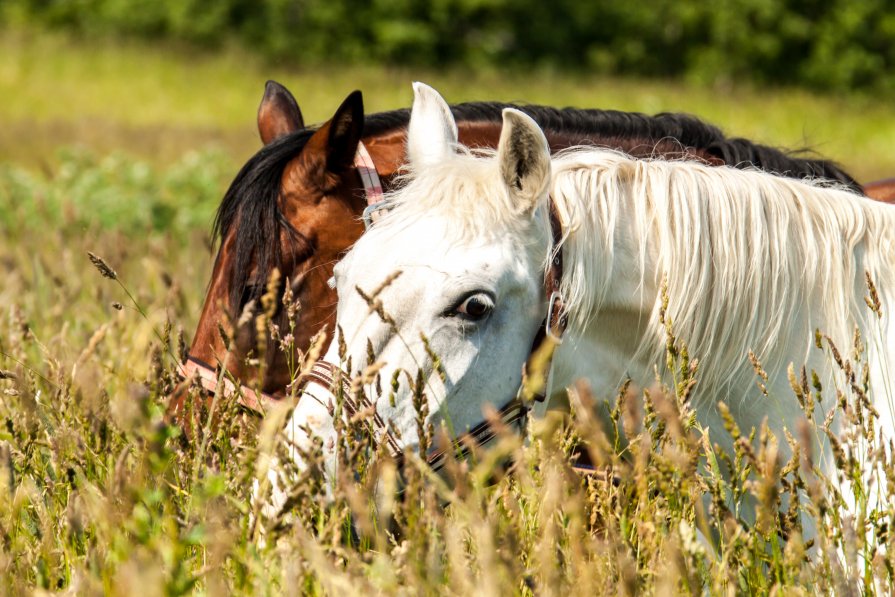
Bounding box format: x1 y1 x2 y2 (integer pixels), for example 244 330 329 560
177 355 274 413
176 141 386 413
353 141 384 204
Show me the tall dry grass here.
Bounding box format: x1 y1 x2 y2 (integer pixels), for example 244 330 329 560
1 149 894 595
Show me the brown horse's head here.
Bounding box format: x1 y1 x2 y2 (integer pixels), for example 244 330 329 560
183 82 370 404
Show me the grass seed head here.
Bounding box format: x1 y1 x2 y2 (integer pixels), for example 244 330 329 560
87 251 118 280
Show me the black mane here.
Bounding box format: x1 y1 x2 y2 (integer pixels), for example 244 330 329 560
212 129 316 313
365 101 860 191
214 102 862 311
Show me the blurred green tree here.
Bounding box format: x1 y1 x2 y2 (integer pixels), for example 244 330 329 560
3 0 894 92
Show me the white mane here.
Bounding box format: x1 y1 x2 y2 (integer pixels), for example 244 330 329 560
550 149 895 399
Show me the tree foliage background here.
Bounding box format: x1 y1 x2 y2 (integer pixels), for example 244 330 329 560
4 0 895 92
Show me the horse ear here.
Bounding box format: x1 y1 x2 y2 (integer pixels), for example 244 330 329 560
323 90 364 173
498 108 551 212
407 82 458 168
258 80 305 145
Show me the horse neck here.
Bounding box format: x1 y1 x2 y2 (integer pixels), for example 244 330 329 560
864 177 895 203
551 175 659 395
459 122 722 161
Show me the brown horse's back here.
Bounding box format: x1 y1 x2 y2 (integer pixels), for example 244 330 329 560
864 178 895 203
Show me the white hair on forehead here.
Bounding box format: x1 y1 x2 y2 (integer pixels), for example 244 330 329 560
377 147 553 251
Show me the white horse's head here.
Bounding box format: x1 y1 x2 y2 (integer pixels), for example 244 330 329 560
292 83 556 466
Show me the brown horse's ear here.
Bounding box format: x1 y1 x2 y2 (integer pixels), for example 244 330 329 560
258 80 305 144
323 90 364 173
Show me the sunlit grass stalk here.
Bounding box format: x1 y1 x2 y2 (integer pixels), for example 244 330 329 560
87 250 181 366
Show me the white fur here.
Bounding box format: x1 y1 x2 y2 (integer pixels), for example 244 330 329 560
290 85 895 545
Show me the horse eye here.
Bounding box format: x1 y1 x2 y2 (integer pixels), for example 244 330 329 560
454 293 494 320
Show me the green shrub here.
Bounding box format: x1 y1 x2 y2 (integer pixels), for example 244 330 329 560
3 0 895 92
0 147 229 237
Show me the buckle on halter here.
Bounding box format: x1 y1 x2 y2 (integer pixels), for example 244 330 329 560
545 290 565 343
362 200 391 230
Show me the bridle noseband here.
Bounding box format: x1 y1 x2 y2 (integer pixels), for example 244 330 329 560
177 355 273 414
176 142 570 472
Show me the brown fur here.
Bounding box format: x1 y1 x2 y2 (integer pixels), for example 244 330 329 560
864 177 895 203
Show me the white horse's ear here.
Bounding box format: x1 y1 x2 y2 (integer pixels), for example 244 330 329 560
498 108 550 213
407 82 458 168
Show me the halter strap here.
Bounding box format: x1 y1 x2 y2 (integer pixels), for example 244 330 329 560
177 356 275 414
302 361 404 458
354 141 384 205
304 361 535 471
520 200 568 405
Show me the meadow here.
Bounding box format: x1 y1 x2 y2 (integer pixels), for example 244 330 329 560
2 27 895 594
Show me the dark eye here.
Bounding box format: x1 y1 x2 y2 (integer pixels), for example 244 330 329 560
453 293 494 321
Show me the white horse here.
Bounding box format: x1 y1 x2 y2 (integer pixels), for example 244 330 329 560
286 83 895 536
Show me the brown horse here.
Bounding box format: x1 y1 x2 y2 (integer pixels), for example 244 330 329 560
169 80 866 421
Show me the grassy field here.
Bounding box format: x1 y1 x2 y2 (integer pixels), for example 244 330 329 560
2 27 895 594
3 28 895 182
